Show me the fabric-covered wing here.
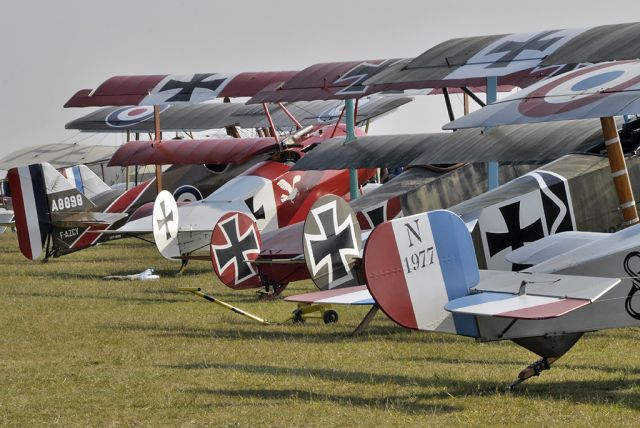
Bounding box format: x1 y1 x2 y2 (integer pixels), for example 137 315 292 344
445 60 640 129
0 144 118 170
66 96 413 133
64 71 298 107
366 23 640 88
285 285 375 305
292 119 607 171
107 138 277 167
445 270 620 320
248 59 409 103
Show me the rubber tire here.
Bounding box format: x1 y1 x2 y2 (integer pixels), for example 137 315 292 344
323 310 339 324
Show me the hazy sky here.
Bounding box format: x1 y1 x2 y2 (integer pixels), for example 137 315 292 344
1 0 638 155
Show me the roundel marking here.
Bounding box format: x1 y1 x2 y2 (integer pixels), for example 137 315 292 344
519 61 640 117
173 185 203 204
105 105 170 128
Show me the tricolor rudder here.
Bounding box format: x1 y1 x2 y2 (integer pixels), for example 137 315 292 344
363 210 480 337
8 164 52 259
8 163 97 260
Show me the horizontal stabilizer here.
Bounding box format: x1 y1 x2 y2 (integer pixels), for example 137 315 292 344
473 270 619 301
50 212 128 228
445 292 590 320
506 231 607 266
445 270 620 320
285 285 374 305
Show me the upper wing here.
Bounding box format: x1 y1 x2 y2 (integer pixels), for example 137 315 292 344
366 23 640 88
248 59 408 103
445 60 640 129
64 71 298 107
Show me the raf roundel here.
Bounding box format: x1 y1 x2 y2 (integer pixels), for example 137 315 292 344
105 105 169 128
519 60 640 118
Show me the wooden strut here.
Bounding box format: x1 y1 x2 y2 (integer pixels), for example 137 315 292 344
277 102 303 129
262 103 279 143
601 116 639 227
125 130 130 190
153 105 163 193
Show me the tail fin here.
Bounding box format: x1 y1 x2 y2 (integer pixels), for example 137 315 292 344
210 211 262 289
8 163 95 259
302 194 363 290
363 210 480 336
60 165 111 199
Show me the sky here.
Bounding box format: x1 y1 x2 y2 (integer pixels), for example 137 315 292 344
1 0 639 156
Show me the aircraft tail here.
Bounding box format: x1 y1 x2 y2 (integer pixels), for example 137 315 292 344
362 210 481 336
8 163 96 259
210 211 263 289
302 194 363 290
60 164 112 199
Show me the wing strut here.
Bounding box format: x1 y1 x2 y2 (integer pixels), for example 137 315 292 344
601 116 639 226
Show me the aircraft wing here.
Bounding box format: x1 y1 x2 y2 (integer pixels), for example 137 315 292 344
64 71 298 107
445 270 620 320
366 23 640 89
50 212 128 228
248 59 409 103
445 60 640 130
65 95 413 133
285 285 375 305
107 137 277 167
291 118 607 171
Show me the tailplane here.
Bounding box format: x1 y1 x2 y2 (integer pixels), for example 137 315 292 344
8 163 96 259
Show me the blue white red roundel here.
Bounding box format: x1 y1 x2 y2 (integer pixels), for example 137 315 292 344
105 105 169 128
519 60 640 117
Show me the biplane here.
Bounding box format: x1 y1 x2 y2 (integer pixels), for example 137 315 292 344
290 43 640 385
8 161 245 260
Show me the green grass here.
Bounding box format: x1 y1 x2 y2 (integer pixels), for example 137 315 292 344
0 233 639 426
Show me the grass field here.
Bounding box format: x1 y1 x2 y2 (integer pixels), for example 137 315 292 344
1 233 640 426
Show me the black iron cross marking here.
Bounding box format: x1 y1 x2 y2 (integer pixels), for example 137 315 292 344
486 201 544 259
156 201 174 240
213 217 259 283
334 60 396 96
159 74 227 102
486 30 564 69
307 207 357 284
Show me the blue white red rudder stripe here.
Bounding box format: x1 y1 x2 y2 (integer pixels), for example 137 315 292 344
363 210 480 337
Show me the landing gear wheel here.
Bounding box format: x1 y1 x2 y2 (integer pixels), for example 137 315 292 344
323 310 339 324
292 309 305 323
